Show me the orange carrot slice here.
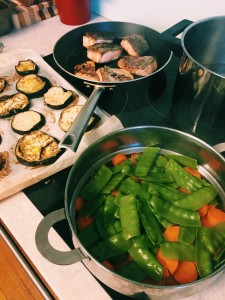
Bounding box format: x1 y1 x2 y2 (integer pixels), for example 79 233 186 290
184 167 201 178
164 226 180 242
198 204 209 219
173 261 198 284
112 153 127 166
74 196 85 211
204 207 225 227
76 215 94 231
156 248 178 277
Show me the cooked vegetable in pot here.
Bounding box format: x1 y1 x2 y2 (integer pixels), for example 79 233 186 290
75 147 225 285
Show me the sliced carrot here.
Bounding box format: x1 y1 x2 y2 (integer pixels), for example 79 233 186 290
201 215 211 227
112 153 127 166
164 226 180 242
204 207 225 227
102 260 115 271
173 261 198 284
178 186 190 194
111 189 119 196
130 153 139 165
76 215 94 231
184 167 201 178
198 204 209 218
101 139 119 152
74 196 85 211
156 248 178 277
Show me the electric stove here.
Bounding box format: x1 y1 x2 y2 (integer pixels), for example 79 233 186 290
22 53 185 299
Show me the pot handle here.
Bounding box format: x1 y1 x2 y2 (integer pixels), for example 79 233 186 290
213 143 225 154
35 208 86 265
159 19 193 56
58 83 114 152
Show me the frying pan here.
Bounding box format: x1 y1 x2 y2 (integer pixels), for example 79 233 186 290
53 21 172 152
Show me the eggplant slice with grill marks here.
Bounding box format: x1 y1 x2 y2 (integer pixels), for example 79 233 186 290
0 78 7 93
44 86 74 110
0 93 30 118
15 130 65 167
58 104 100 132
15 59 39 76
11 110 45 135
16 74 51 99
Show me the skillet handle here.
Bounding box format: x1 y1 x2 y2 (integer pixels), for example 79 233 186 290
213 143 225 154
58 85 106 152
35 208 86 265
159 19 193 56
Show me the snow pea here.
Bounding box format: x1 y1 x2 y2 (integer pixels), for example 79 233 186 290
89 232 133 261
112 159 133 174
120 195 141 240
214 240 225 263
128 245 163 282
164 154 198 169
165 159 202 192
78 222 100 248
117 261 147 282
103 195 118 227
114 191 125 206
155 155 168 167
148 182 184 203
81 165 113 200
160 241 195 261
173 186 218 211
101 172 126 194
196 227 214 278
119 177 143 198
178 226 196 245
149 194 201 227
132 234 155 249
203 222 225 254
137 197 164 245
79 193 105 216
95 206 116 239
135 147 160 177
139 172 174 183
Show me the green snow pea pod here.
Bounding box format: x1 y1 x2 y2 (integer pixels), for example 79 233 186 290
203 222 225 254
117 261 147 282
178 226 196 245
213 240 225 263
112 159 133 174
89 232 133 261
165 159 202 193
95 206 116 239
79 194 106 216
103 195 118 227
148 182 184 203
139 172 174 183
120 195 141 240
173 186 218 211
149 194 201 227
137 197 164 245
81 165 113 200
155 155 168 167
132 234 155 249
120 177 143 197
114 191 125 206
196 227 214 278
160 241 195 261
78 222 100 248
164 154 198 169
101 172 126 194
128 245 163 282
135 147 160 177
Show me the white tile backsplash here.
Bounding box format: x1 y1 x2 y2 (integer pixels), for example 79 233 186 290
91 0 225 32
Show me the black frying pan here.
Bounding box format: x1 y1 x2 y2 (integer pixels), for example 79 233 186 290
53 21 172 151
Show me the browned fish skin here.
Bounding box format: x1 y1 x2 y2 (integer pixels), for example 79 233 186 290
87 43 123 63
83 31 115 48
96 66 134 82
121 34 151 56
74 61 100 81
118 55 157 76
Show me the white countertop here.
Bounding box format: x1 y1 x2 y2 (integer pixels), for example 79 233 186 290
0 12 225 300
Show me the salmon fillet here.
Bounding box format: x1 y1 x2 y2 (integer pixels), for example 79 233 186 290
74 61 100 81
87 43 123 63
83 31 115 48
120 34 151 56
96 66 134 82
118 55 157 76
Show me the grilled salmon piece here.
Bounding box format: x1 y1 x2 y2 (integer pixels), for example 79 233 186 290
74 61 100 81
121 34 151 56
87 43 123 63
118 55 157 76
83 31 115 48
96 66 134 82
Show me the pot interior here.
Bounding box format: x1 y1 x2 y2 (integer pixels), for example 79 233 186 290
182 16 225 77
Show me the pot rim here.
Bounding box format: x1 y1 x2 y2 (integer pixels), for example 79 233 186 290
181 15 225 79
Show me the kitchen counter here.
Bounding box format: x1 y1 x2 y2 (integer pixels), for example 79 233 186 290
0 12 225 300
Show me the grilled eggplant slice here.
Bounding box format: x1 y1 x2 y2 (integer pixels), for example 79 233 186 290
44 86 74 110
0 93 30 118
0 151 11 178
15 59 39 76
0 78 7 93
16 74 51 99
15 130 64 167
11 110 45 135
58 104 100 132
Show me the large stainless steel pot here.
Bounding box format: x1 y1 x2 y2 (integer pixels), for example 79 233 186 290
36 126 225 300
160 16 225 145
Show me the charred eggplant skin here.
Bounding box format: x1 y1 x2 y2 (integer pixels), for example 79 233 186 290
15 130 65 167
16 74 52 99
0 93 30 118
44 86 74 110
11 110 45 135
15 59 39 76
0 78 7 93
